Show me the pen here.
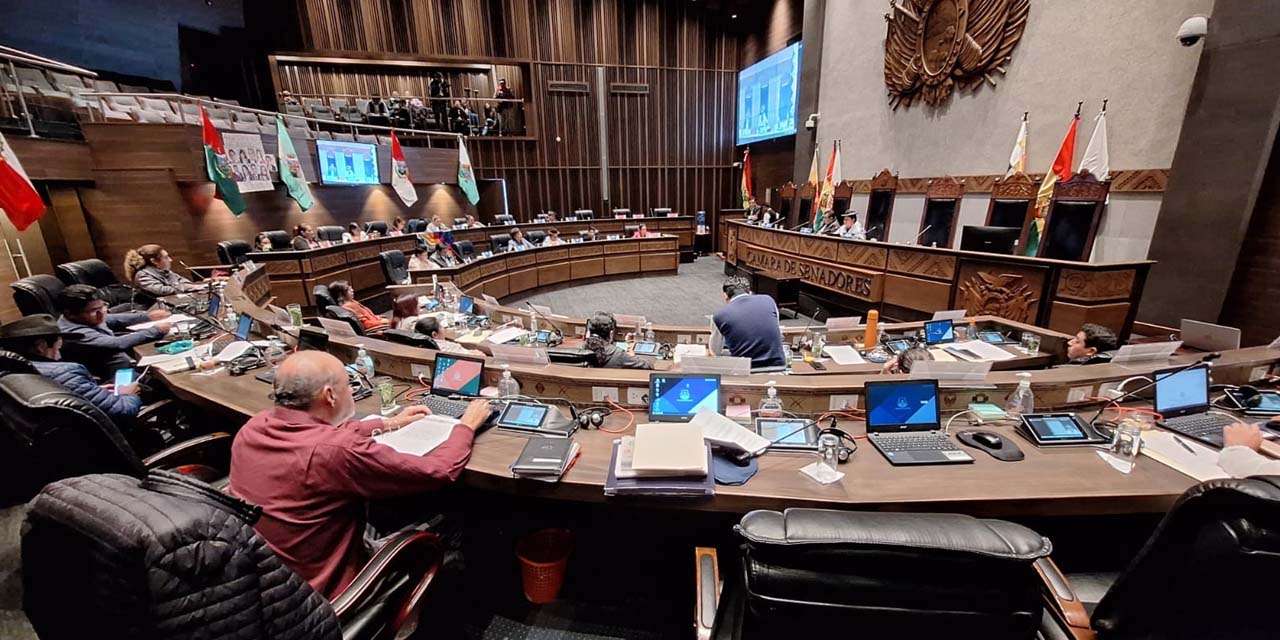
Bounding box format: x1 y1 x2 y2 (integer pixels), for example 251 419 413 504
1174 435 1196 455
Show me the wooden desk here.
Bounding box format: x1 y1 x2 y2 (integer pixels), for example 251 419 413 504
725 220 1153 337
448 216 696 256
245 235 418 314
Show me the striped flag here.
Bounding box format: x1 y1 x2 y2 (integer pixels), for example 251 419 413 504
201 107 246 215
1024 113 1079 256
0 132 45 231
1006 113 1028 177
739 148 753 209
814 140 841 231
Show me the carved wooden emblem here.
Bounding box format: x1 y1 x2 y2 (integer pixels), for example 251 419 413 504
957 270 1038 323
884 0 1030 109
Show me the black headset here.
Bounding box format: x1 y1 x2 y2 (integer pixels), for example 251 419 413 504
573 406 611 429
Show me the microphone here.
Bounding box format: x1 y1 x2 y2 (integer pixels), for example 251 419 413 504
734 418 820 462
524 302 565 344
914 225 932 244
178 260 206 282
865 224 881 237
1085 352 1222 428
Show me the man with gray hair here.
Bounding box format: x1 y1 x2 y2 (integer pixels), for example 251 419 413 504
229 351 490 599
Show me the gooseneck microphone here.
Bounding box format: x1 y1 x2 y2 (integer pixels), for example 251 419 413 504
178 259 206 282
524 302 565 344
914 225 932 244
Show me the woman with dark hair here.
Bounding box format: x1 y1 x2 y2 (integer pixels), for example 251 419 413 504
255 233 273 252
507 228 535 252
330 280 388 331
342 222 368 244
391 294 422 331
124 244 202 296
413 316 479 355
583 311 653 370
390 217 407 236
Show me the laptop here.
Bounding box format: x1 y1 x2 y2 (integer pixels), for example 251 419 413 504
458 295 475 315
420 353 486 419
923 319 955 345
1153 365 1236 447
1180 319 1241 352
649 374 721 423
864 379 973 465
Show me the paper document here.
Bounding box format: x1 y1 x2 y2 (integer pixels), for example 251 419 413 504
136 352 189 367
693 409 770 455
1141 430 1230 481
373 415 458 456
823 344 866 365
949 340 1017 362
128 314 196 331
672 343 708 364
317 317 358 338
487 326 529 344
215 341 255 362
631 424 709 476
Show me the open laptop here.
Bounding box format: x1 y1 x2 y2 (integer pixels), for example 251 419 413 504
1180 319 1241 352
649 373 721 422
1153 365 1236 447
864 379 973 465
419 353 486 419
923 319 955 345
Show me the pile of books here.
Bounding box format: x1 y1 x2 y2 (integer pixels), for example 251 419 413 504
605 424 714 497
511 437 582 483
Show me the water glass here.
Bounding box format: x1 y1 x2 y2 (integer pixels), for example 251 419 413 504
373 376 398 416
818 434 841 470
1110 422 1143 472
286 303 304 327
1020 332 1041 355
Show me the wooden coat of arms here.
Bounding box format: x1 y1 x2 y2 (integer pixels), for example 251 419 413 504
884 0 1030 109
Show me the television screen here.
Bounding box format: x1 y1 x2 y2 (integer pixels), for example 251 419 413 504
316 140 380 186
737 42 802 145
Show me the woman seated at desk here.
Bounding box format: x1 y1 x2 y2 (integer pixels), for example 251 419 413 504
389 217 407 236
413 316 479 355
342 222 368 244
430 246 459 268
464 214 485 228
391 294 425 331
407 247 434 271
124 244 203 297
329 280 388 331
545 228 565 246
832 212 866 240
632 223 653 238
426 215 448 233
507 227 536 251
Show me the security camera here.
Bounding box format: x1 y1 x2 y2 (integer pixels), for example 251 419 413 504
1177 16 1208 47
804 113 819 131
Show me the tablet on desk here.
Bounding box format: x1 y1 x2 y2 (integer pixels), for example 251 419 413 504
978 331 1013 345
754 418 818 451
633 341 659 355
1017 413 1110 446
495 402 551 431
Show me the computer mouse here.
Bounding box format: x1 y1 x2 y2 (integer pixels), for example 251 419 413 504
972 432 1003 448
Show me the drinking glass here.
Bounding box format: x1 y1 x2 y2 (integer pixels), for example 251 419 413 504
286 303 304 327
1020 332 1041 355
818 434 841 471
373 376 398 416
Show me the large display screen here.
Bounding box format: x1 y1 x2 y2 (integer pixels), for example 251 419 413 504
649 375 721 421
736 42 801 145
316 139 380 186
866 381 940 432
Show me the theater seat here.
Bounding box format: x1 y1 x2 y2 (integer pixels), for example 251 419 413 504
365 221 389 236
216 239 251 265
263 230 293 251
527 230 547 245
489 233 512 254
11 274 65 316
313 284 337 310
316 225 344 244
380 250 408 285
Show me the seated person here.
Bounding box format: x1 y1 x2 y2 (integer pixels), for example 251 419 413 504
631 223 653 238
545 228 564 246
57 285 172 379
464 214 485 228
583 312 653 370
709 276 787 369
391 294 424 331
583 225 600 241
834 212 866 239
329 280 388 331
407 247 433 271
426 215 448 233
412 316 479 355
291 223 323 250
254 232 273 252
389 217 407 236
228 351 489 599
1219 422 1280 477
758 206 780 228
124 244 202 297
881 344 933 374
0 314 142 423
1066 323 1119 365
744 196 762 222
818 216 841 235
342 222 368 243
430 246 459 268
507 227 535 251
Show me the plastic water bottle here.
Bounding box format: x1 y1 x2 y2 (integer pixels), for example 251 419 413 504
497 364 521 397
758 381 784 418
354 345 375 378
1005 372 1035 416
224 310 238 333
643 323 656 343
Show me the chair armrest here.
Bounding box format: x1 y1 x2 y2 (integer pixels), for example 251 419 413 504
331 531 443 635
1034 557 1096 640
143 432 233 478
695 547 720 640
136 399 176 424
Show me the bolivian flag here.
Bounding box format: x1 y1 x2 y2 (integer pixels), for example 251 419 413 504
1025 115 1078 256
201 106 246 216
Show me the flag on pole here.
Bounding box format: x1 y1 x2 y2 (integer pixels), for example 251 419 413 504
805 145 819 223
814 140 841 231
1080 104 1110 180
1006 113 1028 177
0 132 46 231
201 106 246 216
457 138 479 205
275 115 313 212
390 130 419 207
739 148 753 209
1024 111 1079 256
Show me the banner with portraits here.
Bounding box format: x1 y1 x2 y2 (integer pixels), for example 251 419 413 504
221 132 274 193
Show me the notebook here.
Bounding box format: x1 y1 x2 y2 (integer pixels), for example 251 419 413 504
631 424 709 476
604 440 715 497
511 437 581 482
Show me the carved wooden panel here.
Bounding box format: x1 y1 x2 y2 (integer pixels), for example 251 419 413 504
740 225 841 262
605 242 639 255
726 226 738 264
848 169 1167 194
838 243 888 270
870 169 899 191
736 244 884 303
308 251 349 273
1048 301 1131 335
1055 268 1137 302
991 172 1038 199
925 176 965 199
506 253 538 268
347 245 382 261
887 249 956 281
1054 171 1111 202
537 248 571 263
954 262 1046 324
884 274 951 313
572 257 605 279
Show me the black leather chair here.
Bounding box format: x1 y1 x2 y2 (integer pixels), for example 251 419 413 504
0 367 230 507
612 208 631 218
316 225 345 244
263 230 293 251
365 221 389 236
493 214 516 226
382 329 438 350
455 240 475 260
313 284 337 310
325 305 366 336
380 250 408 285
0 349 36 374
489 233 512 254
55 258 147 309
574 209 594 220
405 218 427 233
652 207 673 216
624 224 640 235
11 274 65 316
23 470 444 640
579 230 593 241
216 239 252 265
700 509 1051 640
527 230 547 245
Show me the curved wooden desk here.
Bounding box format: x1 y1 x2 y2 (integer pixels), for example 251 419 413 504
446 215 696 256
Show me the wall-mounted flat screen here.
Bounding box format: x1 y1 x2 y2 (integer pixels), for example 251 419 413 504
737 42 802 146
316 140 379 186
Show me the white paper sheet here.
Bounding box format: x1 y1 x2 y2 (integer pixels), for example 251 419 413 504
372 415 458 456
128 314 196 331
694 409 770 456
822 344 866 365
1140 430 1230 481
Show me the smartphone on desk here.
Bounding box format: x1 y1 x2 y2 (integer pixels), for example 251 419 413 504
113 368 135 396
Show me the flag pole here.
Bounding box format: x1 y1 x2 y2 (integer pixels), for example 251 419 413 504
1074 101 1083 118
1100 99 1108 113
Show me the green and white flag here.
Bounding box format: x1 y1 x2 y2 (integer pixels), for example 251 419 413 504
458 139 479 205
201 106 246 215
276 115 314 211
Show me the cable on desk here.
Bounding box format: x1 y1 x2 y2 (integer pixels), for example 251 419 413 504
944 410 978 435
600 398 635 434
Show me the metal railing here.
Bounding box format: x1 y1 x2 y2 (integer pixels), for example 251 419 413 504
0 45 97 138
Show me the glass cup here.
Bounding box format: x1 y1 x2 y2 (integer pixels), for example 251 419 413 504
373 376 398 416
1110 422 1143 473
818 433 841 471
1020 332 1041 355
954 324 968 341
286 303 304 327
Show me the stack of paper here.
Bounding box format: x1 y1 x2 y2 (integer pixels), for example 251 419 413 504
1141 430 1230 481
822 344 866 365
631 424 709 477
373 415 459 456
693 410 769 456
605 437 714 497
128 314 196 331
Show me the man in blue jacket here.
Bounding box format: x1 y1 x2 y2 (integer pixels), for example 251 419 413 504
710 276 788 369
56 284 172 380
0 314 143 422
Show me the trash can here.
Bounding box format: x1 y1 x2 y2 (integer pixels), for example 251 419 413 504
515 528 572 604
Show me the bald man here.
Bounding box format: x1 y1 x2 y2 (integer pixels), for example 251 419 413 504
229 351 490 599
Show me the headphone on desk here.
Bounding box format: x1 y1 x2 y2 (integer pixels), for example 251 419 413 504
1215 384 1266 410
818 424 858 463
574 406 611 429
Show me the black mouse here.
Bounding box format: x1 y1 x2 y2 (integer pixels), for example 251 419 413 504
973 432 1003 448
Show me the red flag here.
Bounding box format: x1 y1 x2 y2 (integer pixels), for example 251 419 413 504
739 148 753 209
0 132 46 231
390 130 418 207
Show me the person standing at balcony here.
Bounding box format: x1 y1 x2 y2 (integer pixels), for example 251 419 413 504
493 78 516 135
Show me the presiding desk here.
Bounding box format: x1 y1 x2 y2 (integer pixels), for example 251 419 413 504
725 220 1154 338
449 215 696 257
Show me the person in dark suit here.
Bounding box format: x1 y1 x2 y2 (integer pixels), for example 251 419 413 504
709 276 787 369
56 285 172 379
367 95 390 127
428 72 451 131
292 224 322 250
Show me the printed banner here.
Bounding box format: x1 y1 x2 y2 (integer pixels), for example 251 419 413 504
222 132 273 193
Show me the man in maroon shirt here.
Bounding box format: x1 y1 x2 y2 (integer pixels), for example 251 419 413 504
229 351 490 599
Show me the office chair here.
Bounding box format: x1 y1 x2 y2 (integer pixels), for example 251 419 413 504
489 233 512 254
24 470 444 640
313 284 337 310
574 209 594 220
493 214 516 226
406 218 427 233
379 250 409 285
325 305 367 336
697 508 1052 640
216 239 251 265
0 367 231 507
55 258 149 309
624 225 640 235
382 329 438 350
11 274 65 316
263 230 293 250
579 230 592 241
652 207 673 216
316 225 345 244
364 221 389 236
611 208 631 218
454 240 475 260
526 230 547 245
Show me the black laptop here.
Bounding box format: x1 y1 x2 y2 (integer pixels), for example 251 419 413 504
864 379 973 465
